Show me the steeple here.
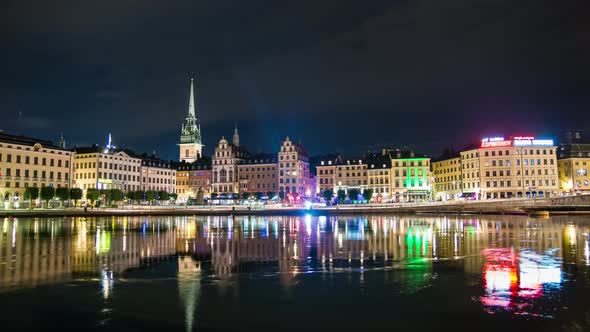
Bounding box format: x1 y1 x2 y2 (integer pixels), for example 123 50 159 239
178 77 203 162
188 78 195 118
58 132 66 149
233 124 240 147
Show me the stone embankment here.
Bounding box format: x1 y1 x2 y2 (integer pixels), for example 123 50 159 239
0 195 589 218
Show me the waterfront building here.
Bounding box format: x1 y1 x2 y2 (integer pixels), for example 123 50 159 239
387 149 432 202
175 160 212 201
237 153 278 196
0 132 73 203
73 143 142 193
140 155 176 193
557 134 590 193
314 154 342 196
178 78 203 163
211 128 249 195
432 152 462 201
334 158 367 196
460 136 559 199
278 137 314 198
365 153 392 202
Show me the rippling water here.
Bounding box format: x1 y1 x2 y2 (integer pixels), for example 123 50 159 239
1 214 590 331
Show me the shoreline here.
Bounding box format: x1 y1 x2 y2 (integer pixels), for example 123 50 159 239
1 205 590 218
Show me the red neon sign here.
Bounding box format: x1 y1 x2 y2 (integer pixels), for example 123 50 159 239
481 141 512 148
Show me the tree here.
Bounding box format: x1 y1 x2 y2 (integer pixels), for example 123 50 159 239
348 189 360 202
337 189 346 202
363 189 374 202
241 192 250 200
55 187 69 207
254 192 264 200
158 191 169 201
110 189 123 203
169 193 178 201
279 191 285 200
134 190 146 203
322 189 334 203
23 187 39 207
100 189 112 206
210 192 218 199
40 186 55 207
70 188 83 207
86 188 100 206
146 190 157 205
267 191 276 199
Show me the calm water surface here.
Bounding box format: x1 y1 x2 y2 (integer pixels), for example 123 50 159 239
1 214 590 331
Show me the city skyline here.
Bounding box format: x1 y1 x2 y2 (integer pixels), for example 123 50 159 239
2 1 589 160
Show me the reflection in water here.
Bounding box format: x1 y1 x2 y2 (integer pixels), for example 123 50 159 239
2 214 590 329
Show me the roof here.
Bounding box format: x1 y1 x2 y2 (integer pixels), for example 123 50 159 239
364 153 392 169
239 153 277 165
0 132 67 151
174 157 212 171
74 145 143 159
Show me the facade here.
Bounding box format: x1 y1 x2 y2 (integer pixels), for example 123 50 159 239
237 153 278 195
388 149 432 201
0 132 73 202
175 158 213 200
140 156 176 193
278 137 314 197
314 154 342 196
461 136 559 199
557 141 590 193
73 145 142 193
211 130 249 195
366 153 391 202
178 78 203 163
334 158 367 195
432 155 462 201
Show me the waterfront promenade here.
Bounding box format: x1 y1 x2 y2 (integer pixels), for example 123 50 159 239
1 194 589 218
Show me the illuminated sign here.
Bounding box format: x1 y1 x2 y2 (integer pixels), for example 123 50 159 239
481 137 505 143
513 136 535 140
532 139 553 146
481 140 512 148
513 138 554 146
98 178 113 184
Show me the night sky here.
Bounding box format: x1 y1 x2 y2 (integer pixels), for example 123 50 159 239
1 0 589 160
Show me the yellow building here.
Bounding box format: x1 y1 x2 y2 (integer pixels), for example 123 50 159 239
461 136 559 200
557 143 590 193
335 158 367 195
73 145 142 194
0 132 73 204
432 155 462 201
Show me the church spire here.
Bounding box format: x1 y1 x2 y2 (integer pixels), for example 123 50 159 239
58 132 65 149
188 78 195 118
233 124 240 147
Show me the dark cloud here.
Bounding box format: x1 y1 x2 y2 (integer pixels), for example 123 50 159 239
1 0 589 159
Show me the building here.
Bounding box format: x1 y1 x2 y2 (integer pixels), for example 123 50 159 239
278 137 314 198
557 135 590 193
237 153 278 195
432 151 462 201
175 158 212 200
334 157 367 196
365 152 391 202
178 78 203 162
388 149 432 202
0 132 73 203
211 128 249 195
461 136 559 199
140 155 176 193
314 154 342 196
73 144 142 193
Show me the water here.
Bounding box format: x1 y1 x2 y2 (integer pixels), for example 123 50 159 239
1 215 590 331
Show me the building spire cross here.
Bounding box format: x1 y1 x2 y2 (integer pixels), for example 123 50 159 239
188 78 195 118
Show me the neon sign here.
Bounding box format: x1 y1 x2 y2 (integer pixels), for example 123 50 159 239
481 140 512 148
482 137 505 143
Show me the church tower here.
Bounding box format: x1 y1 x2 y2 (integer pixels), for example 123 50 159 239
232 125 240 147
179 78 203 162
